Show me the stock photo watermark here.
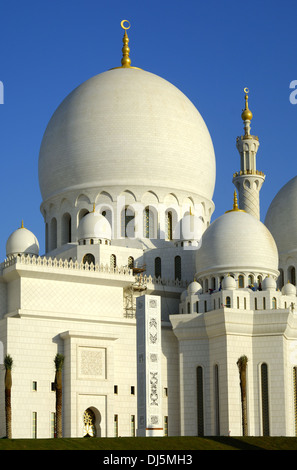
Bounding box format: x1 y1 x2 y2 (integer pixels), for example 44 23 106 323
91 197 205 250
289 80 297 104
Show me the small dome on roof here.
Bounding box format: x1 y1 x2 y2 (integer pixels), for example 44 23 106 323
283 282 296 296
262 276 277 291
6 222 39 257
78 210 112 241
222 275 236 290
187 281 203 295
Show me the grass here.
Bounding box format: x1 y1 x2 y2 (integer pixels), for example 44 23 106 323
0 436 297 450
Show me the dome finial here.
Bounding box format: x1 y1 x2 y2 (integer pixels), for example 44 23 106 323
21 220 24 228
233 190 239 211
225 190 245 213
241 87 253 123
120 20 131 68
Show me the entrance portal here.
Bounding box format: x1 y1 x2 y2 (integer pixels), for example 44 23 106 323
83 408 97 437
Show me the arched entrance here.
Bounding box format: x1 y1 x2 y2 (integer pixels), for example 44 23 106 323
83 407 101 437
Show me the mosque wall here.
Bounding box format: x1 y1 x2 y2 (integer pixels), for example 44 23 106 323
19 276 124 319
0 283 180 438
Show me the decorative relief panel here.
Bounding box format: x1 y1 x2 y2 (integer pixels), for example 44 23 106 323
136 294 163 436
78 347 106 380
150 371 159 406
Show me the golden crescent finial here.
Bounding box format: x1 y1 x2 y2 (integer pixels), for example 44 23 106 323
120 19 132 68
241 87 253 122
109 20 142 71
121 19 131 30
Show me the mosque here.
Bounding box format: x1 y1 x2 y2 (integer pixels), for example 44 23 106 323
0 21 297 439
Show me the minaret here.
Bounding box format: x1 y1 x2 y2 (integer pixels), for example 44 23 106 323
232 88 265 219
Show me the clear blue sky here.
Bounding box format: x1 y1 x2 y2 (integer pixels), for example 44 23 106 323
0 0 296 259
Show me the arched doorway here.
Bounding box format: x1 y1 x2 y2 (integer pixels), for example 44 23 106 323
83 407 101 437
83 253 95 265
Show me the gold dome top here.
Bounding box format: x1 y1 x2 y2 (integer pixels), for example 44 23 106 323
241 87 253 121
225 190 245 213
110 20 142 71
120 20 131 68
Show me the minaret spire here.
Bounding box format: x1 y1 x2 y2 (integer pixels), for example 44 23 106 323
232 88 265 220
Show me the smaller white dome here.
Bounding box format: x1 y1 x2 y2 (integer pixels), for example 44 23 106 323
6 223 39 257
222 275 236 290
262 276 277 291
78 211 112 241
187 281 203 295
196 210 279 279
283 282 296 296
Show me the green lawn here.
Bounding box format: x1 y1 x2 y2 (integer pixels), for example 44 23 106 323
0 436 297 450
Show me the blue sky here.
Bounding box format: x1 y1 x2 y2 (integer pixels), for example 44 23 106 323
0 0 296 259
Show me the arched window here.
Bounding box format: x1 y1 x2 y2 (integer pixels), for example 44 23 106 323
278 269 284 290
110 254 116 269
166 211 173 240
61 212 71 245
211 277 216 291
196 366 204 436
248 275 254 286
288 266 296 286
238 275 244 288
50 217 57 251
174 255 181 280
272 297 277 309
144 207 155 238
83 253 95 265
128 256 134 269
121 207 134 238
45 223 49 253
101 208 113 230
155 257 161 278
187 302 191 314
225 296 231 308
257 275 262 288
261 363 270 436
78 209 89 223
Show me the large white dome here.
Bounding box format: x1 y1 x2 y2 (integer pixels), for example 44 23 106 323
38 67 216 202
196 209 279 278
265 175 297 255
